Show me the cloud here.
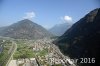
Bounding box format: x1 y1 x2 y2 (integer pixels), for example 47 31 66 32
64 16 72 22
61 15 73 23
23 12 36 19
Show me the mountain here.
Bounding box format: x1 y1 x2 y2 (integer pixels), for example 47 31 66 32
0 19 53 39
0 27 7 32
49 23 73 36
54 8 100 66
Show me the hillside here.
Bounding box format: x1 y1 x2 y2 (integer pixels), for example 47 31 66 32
49 22 72 36
54 8 100 66
0 19 53 39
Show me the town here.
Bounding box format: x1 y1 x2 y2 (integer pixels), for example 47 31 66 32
7 38 75 66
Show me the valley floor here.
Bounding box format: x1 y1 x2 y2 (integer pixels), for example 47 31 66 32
5 38 76 66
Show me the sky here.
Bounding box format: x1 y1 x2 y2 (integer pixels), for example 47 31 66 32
0 0 100 29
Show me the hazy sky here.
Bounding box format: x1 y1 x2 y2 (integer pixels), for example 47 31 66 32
0 0 100 29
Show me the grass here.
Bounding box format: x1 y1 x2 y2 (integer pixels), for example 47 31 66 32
36 48 48 56
13 46 35 59
13 40 49 60
0 39 12 66
53 64 62 66
13 40 35 59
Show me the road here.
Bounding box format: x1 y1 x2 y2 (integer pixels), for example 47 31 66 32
6 41 17 66
23 62 32 66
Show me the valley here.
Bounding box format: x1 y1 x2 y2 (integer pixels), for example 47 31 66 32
0 37 16 66
7 38 76 66
0 7 99 66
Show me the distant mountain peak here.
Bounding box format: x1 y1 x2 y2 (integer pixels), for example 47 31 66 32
21 19 30 21
49 22 73 36
0 19 53 39
18 19 34 24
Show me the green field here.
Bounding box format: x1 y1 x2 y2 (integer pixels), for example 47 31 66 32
0 39 13 66
13 40 48 59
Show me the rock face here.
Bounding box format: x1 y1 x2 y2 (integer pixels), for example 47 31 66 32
0 19 53 39
49 23 73 36
54 8 100 66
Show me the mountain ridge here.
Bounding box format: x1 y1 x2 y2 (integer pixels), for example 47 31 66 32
54 8 100 66
49 22 73 36
0 19 53 39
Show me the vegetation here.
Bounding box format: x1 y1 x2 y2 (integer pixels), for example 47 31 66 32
53 64 62 66
36 48 48 56
0 39 13 66
14 41 48 59
13 40 35 59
